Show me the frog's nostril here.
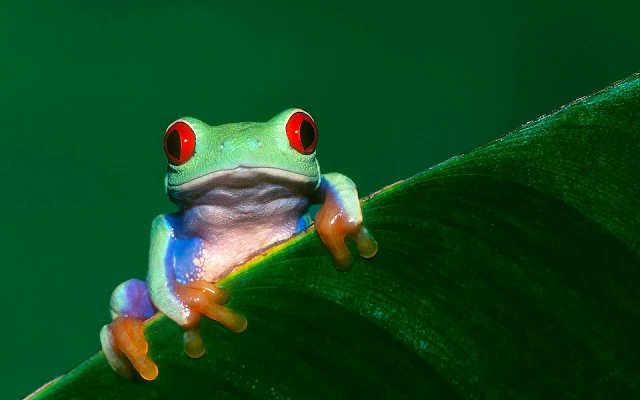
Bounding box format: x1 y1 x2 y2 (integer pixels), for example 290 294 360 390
248 138 262 148
220 142 226 151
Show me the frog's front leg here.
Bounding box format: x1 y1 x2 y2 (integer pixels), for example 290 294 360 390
147 215 247 363
313 172 378 269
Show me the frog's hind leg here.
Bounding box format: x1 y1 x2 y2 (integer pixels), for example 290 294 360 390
100 279 159 380
296 212 313 233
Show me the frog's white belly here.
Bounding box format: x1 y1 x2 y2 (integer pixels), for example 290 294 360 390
177 182 310 283
189 214 301 282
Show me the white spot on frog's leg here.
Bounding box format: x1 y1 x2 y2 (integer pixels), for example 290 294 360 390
196 269 208 280
191 246 210 271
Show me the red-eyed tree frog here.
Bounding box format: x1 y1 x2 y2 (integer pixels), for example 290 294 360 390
100 109 378 380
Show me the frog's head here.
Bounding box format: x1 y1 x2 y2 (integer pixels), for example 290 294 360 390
163 108 321 205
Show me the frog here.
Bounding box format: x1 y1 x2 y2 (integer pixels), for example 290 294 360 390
99 108 378 380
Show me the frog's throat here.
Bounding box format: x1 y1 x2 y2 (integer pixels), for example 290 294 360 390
166 166 320 202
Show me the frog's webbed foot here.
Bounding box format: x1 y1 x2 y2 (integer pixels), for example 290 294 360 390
314 194 378 270
175 280 248 358
100 279 158 380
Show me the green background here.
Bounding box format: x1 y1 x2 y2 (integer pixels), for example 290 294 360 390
1 1 638 398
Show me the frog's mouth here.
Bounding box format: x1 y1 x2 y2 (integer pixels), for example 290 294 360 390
166 166 320 203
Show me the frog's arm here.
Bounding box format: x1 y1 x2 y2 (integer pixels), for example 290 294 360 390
146 214 191 326
147 213 247 358
312 172 378 269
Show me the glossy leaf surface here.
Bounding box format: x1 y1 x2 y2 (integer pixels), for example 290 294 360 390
31 73 640 399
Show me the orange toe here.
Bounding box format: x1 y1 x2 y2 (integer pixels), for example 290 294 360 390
183 328 205 358
197 303 248 333
352 226 378 259
130 354 159 381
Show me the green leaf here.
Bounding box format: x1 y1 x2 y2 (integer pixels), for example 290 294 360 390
31 73 640 399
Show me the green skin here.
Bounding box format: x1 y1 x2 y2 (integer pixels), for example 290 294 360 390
100 108 376 378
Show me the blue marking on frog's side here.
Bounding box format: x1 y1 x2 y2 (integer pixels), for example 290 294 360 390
172 236 205 284
296 213 312 233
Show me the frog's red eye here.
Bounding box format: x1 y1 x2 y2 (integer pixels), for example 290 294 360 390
286 111 318 154
163 120 196 165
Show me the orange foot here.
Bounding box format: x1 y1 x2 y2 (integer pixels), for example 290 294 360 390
314 193 378 270
175 281 248 358
100 317 158 380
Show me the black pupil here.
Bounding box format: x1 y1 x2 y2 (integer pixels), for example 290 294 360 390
300 120 315 150
166 129 181 159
